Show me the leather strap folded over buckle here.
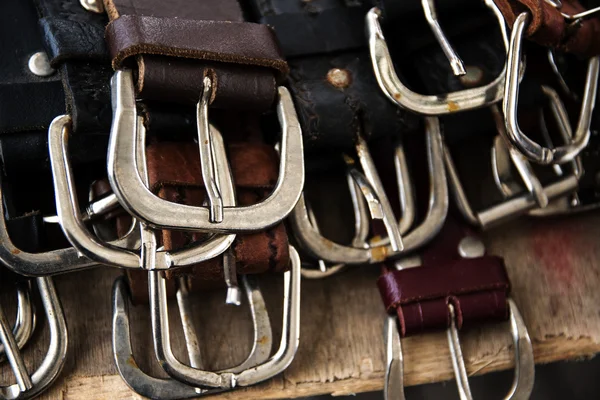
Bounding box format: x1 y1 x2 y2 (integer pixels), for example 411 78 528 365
103 0 287 110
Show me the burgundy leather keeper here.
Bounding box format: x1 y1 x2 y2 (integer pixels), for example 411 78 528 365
378 256 510 337
493 0 600 57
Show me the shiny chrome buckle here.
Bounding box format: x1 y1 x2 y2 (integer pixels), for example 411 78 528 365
0 276 67 400
112 272 274 398
502 11 599 164
291 117 447 265
107 69 304 233
49 114 235 270
366 0 510 115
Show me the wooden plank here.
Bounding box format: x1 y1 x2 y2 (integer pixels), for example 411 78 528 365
2 213 600 399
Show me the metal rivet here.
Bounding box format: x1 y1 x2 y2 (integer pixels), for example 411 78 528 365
326 68 352 89
458 65 484 88
80 0 105 13
28 52 55 77
458 236 485 258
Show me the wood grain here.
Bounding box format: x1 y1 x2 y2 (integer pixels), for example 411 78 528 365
2 213 600 399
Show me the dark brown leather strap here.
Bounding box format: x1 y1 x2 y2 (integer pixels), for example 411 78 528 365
103 0 287 110
493 0 600 56
377 219 510 337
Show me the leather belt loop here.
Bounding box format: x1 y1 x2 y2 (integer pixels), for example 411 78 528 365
492 0 600 57
102 0 288 110
377 217 511 337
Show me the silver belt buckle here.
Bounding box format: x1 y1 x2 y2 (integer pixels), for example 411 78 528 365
107 70 304 233
0 276 67 400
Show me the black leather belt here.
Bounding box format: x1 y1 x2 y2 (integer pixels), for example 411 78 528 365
248 0 419 155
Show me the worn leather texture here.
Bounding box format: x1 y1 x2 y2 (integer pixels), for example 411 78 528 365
103 0 286 110
378 216 511 337
248 0 371 57
250 0 419 154
492 0 600 56
124 140 290 303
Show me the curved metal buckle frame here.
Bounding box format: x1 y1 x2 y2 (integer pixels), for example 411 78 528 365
290 117 448 265
0 173 139 276
0 282 35 362
0 277 68 400
384 299 534 400
493 87 589 216
503 12 600 164
107 69 305 233
112 273 273 399
366 0 510 115
49 114 236 270
149 245 300 389
300 172 370 279
444 133 579 229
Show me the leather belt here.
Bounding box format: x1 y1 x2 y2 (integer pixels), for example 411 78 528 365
493 0 600 57
249 0 419 154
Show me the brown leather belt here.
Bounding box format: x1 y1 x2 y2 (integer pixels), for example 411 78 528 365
493 0 600 56
378 219 510 337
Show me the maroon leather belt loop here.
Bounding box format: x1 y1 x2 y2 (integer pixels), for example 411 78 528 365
492 0 600 57
377 219 511 337
102 0 288 110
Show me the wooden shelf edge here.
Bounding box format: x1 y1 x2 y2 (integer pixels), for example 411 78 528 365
46 336 600 400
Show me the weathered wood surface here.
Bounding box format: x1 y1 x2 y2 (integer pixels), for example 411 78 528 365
2 213 600 399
